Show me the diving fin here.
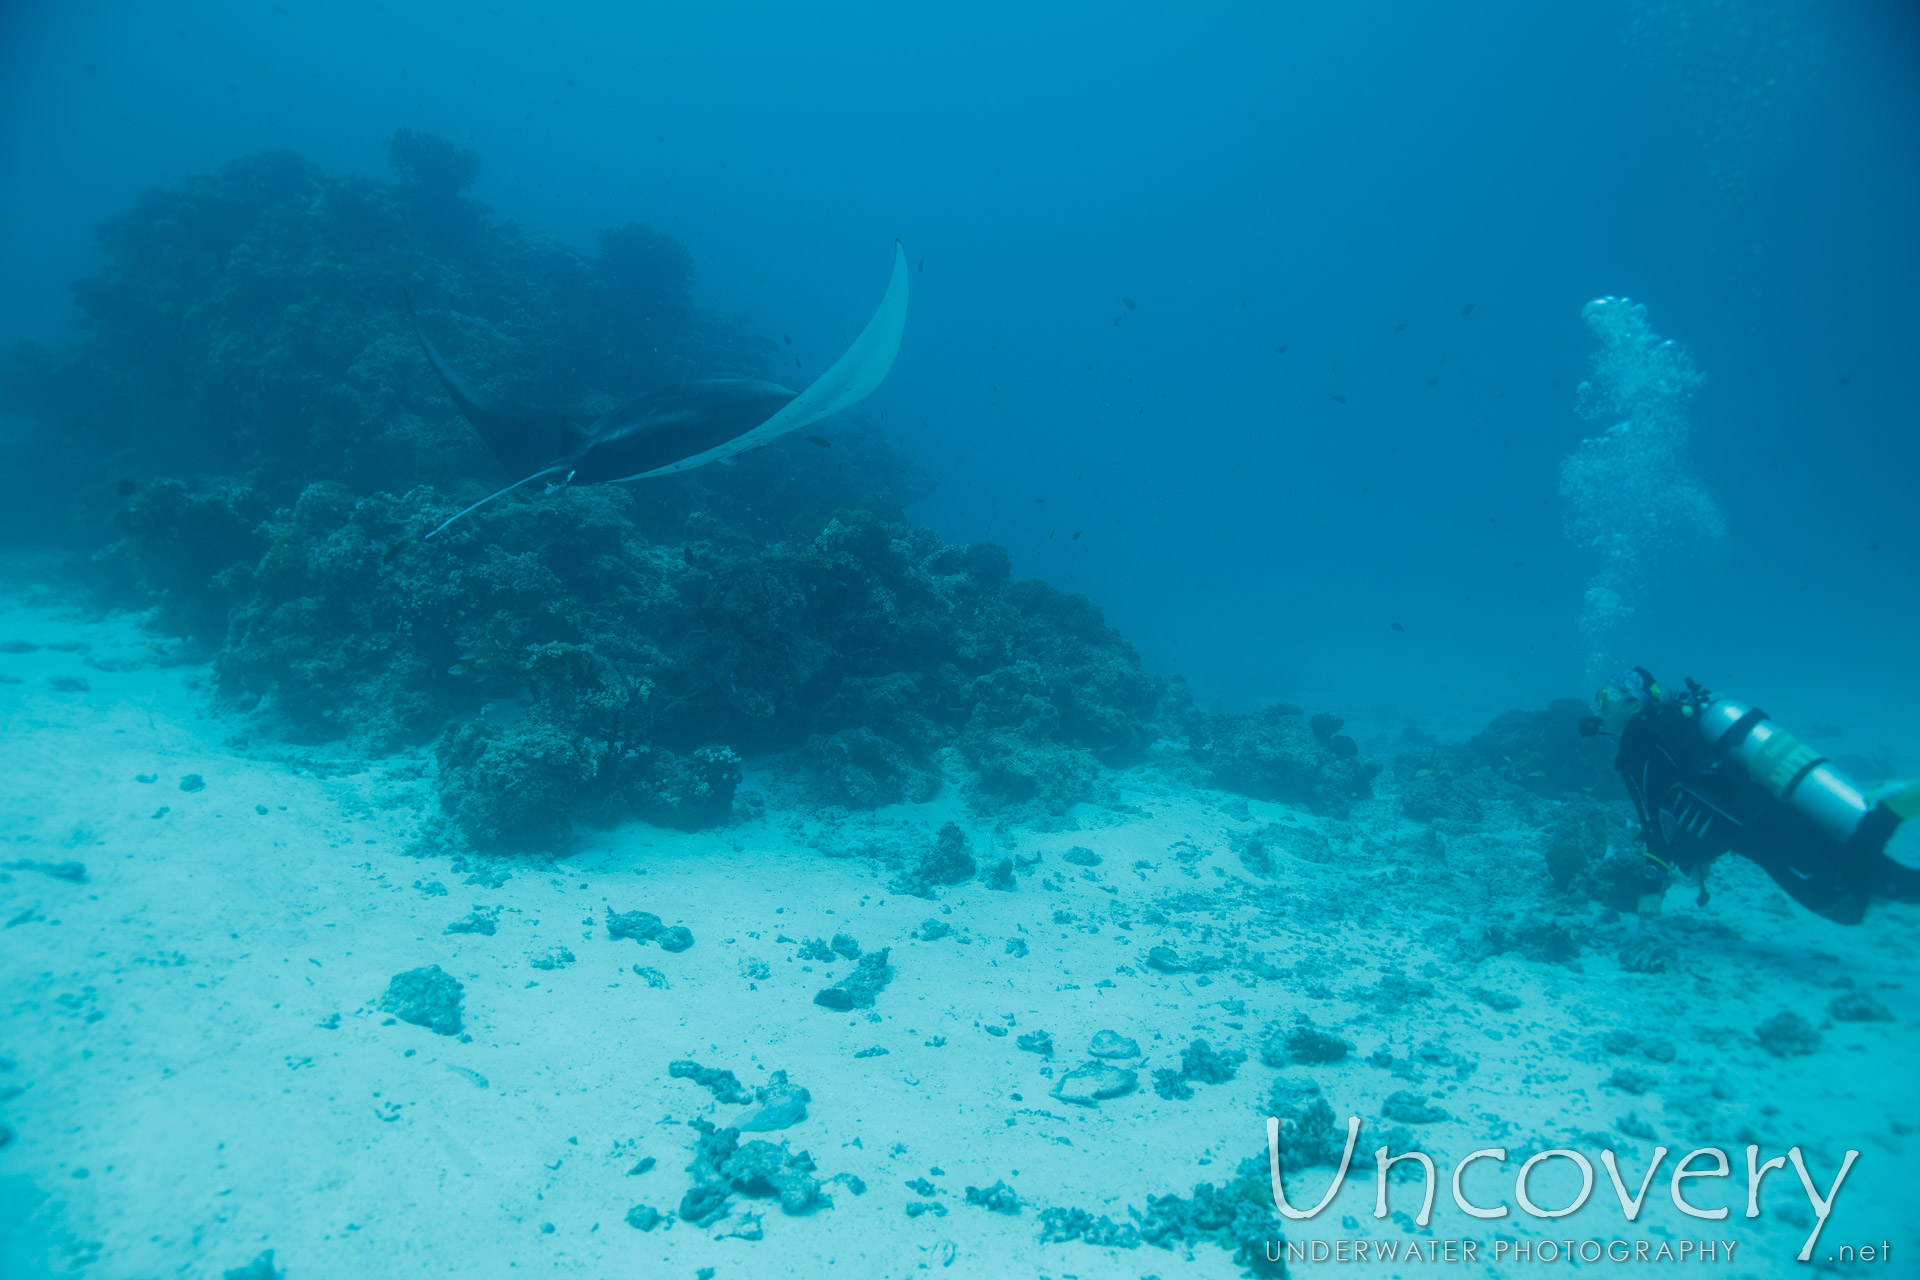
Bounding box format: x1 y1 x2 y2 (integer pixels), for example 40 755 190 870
1879 778 1920 822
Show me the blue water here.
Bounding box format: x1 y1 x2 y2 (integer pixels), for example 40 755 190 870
3 5 1918 1276
6 0 1914 729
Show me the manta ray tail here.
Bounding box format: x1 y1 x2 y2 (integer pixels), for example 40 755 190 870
402 288 584 477
422 465 569 542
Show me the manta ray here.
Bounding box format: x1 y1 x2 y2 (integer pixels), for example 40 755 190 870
404 240 909 542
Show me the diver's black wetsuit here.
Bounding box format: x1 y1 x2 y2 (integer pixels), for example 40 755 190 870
1615 694 1920 925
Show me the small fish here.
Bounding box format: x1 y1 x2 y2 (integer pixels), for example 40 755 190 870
1462 303 1477 316
918 258 924 273
1112 315 1121 326
1390 622 1404 632
1394 323 1407 332
1122 297 1136 310
1427 377 1438 388
1034 497 1045 504
805 434 831 448
783 334 792 345
1527 770 1545 778
447 663 467 676
1415 768 1432 777
1332 394 1348 404
481 701 528 726
1072 530 1083 541
1274 345 1288 354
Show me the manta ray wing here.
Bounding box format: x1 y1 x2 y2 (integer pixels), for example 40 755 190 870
630 240 910 478
403 289 583 477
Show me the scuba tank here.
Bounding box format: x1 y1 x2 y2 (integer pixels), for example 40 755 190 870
1692 695 1879 847
1685 682 1917 862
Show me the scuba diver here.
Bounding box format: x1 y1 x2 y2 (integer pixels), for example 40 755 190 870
1581 670 1920 925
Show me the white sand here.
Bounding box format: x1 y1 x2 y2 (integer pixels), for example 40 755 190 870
2 586 1914 1279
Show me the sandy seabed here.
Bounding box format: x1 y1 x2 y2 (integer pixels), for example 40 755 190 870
1 584 1914 1279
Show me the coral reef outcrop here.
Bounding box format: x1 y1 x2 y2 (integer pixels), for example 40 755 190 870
1 136 1424 856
